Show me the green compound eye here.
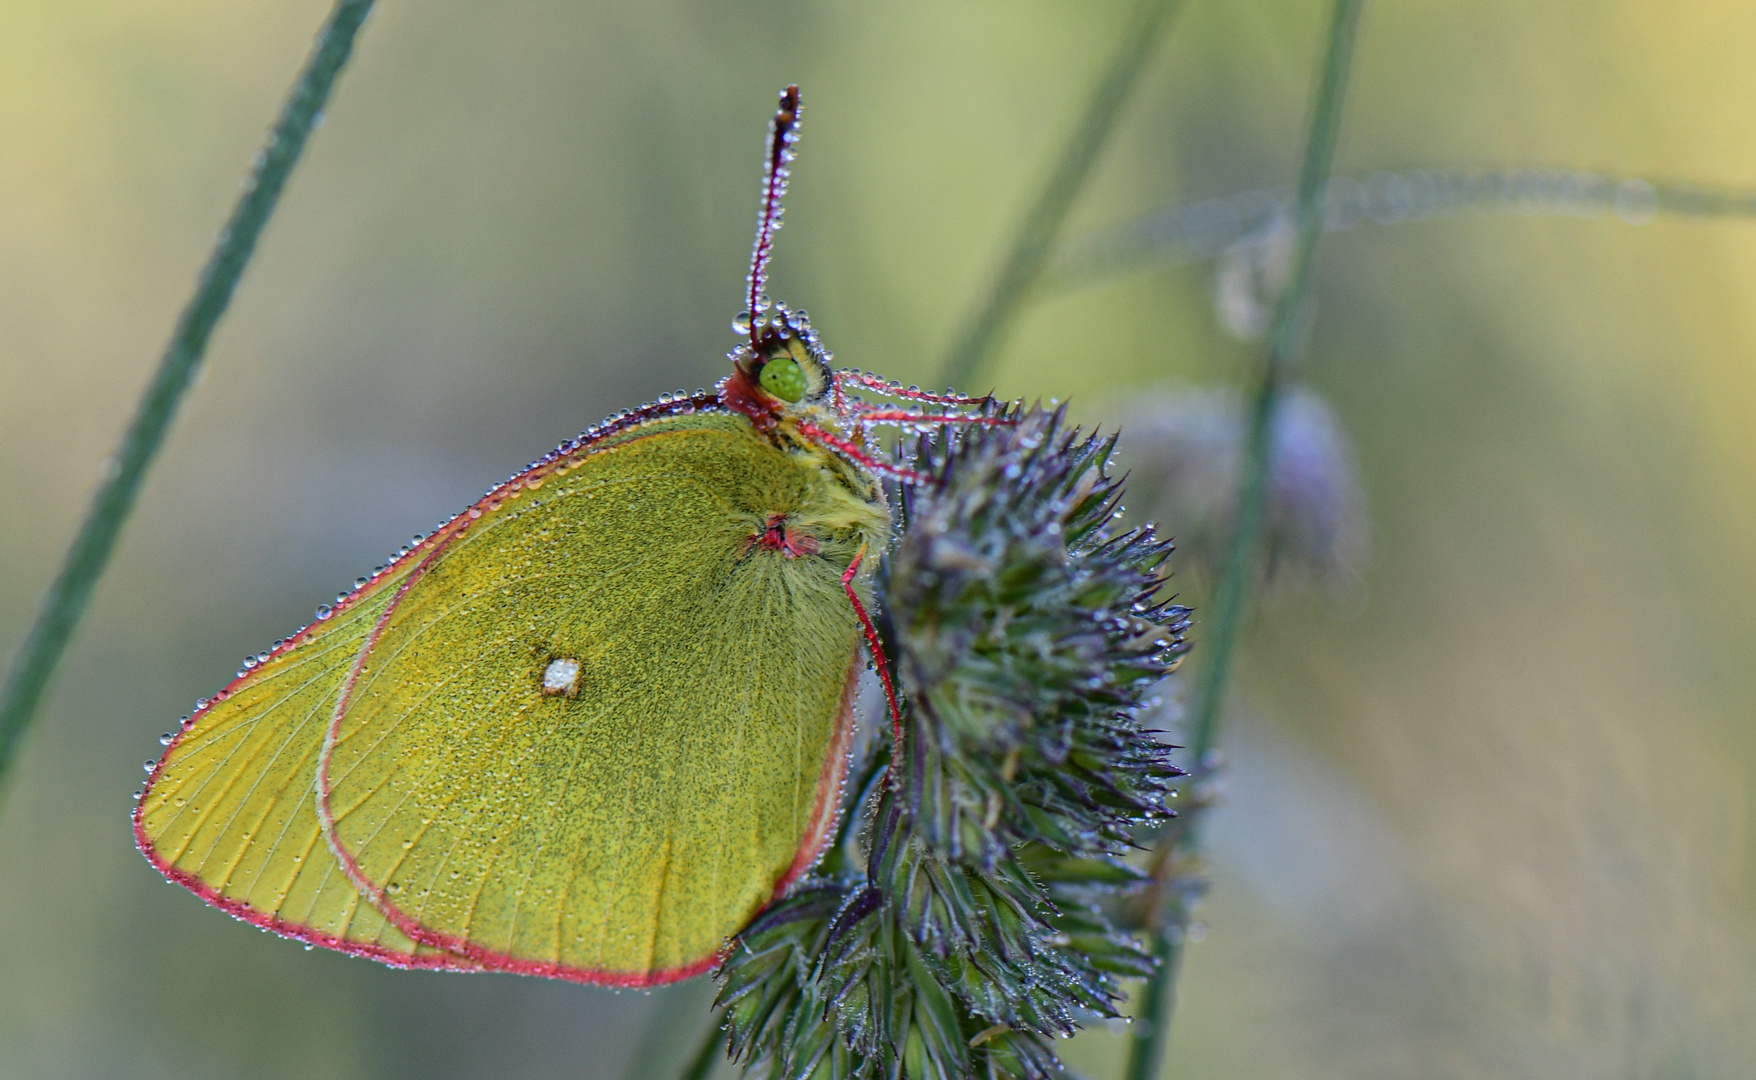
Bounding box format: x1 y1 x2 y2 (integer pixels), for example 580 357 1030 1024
758 357 806 403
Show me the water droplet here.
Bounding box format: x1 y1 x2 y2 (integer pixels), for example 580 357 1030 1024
354 577 369 590
731 311 752 334
144 759 157 772
159 733 174 746
315 604 333 621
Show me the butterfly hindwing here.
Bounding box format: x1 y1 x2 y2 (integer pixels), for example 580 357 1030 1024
134 563 444 964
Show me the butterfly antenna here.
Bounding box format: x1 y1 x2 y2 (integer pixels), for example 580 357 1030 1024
745 85 801 347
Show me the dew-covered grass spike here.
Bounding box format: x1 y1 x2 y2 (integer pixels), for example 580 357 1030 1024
715 406 1189 1080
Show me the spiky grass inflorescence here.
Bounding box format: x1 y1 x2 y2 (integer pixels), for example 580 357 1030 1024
718 407 1191 1080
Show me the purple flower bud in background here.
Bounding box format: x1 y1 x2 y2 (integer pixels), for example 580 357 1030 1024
1109 382 1370 592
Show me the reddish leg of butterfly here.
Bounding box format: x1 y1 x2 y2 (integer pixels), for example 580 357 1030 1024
842 546 904 755
852 409 1015 430
834 370 994 408
794 420 932 484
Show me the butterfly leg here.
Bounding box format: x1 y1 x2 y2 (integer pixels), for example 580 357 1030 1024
835 369 995 408
795 420 932 484
842 545 904 756
851 408 1015 430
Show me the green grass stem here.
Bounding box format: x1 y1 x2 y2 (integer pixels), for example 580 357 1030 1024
0 0 379 805
1122 2 1366 1078
938 0 1185 391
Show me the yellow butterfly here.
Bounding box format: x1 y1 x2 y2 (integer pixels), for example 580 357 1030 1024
135 86 1002 987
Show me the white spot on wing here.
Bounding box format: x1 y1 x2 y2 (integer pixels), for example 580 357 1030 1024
541 658 581 697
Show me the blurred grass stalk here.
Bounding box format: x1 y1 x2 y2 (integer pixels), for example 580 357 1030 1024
937 0 1186 391
0 0 378 806
1123 2 1364 1079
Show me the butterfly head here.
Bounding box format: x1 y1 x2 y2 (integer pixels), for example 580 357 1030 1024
719 85 840 428
733 301 832 402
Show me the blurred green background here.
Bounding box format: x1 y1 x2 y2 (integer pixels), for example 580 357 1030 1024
3 1 1755 1077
